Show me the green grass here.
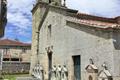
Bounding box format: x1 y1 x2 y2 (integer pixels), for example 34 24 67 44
3 75 16 80
3 74 29 80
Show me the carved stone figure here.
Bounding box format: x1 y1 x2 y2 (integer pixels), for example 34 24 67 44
32 64 43 80
85 59 98 80
56 65 62 80
61 65 68 80
51 65 57 80
98 62 113 80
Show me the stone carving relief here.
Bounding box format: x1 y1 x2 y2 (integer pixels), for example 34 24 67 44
86 59 98 80
32 64 43 80
61 65 68 80
51 65 68 80
56 65 62 80
98 63 113 80
51 65 57 80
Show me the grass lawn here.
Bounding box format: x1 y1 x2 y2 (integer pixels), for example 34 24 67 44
3 75 16 80
2 74 29 80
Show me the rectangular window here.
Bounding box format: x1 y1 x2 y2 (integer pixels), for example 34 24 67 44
11 58 19 61
48 25 51 37
3 58 9 61
47 25 52 45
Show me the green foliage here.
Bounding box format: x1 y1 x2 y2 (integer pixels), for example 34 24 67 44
4 75 16 80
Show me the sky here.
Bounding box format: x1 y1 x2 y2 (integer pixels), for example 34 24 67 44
3 0 120 43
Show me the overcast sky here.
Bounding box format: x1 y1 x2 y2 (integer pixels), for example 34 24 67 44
3 0 120 43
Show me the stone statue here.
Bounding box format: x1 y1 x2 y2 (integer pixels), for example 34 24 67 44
61 65 68 80
102 62 108 70
98 62 113 80
56 65 62 80
38 64 43 80
51 65 57 80
32 64 43 80
32 66 37 78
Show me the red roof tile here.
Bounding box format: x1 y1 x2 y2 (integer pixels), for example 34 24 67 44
67 12 120 29
0 39 31 47
76 13 117 23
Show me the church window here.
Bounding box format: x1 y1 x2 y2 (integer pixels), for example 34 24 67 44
48 25 51 37
47 25 52 45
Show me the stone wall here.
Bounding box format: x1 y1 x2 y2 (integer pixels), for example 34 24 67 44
2 62 30 74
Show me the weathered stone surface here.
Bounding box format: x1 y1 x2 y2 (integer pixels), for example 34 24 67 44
2 62 30 74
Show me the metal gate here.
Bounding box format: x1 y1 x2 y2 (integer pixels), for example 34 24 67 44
73 55 81 80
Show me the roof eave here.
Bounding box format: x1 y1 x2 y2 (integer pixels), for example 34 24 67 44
67 20 120 30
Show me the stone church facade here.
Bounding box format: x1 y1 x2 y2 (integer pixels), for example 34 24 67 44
30 0 120 80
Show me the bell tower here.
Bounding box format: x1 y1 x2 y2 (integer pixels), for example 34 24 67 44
30 0 62 76
37 0 62 6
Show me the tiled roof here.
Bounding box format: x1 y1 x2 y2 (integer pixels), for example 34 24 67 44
67 11 120 29
0 39 31 47
76 13 117 23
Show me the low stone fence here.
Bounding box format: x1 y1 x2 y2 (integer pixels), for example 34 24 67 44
2 61 30 74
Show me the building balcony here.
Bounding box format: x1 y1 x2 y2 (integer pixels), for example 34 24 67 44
3 54 21 59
